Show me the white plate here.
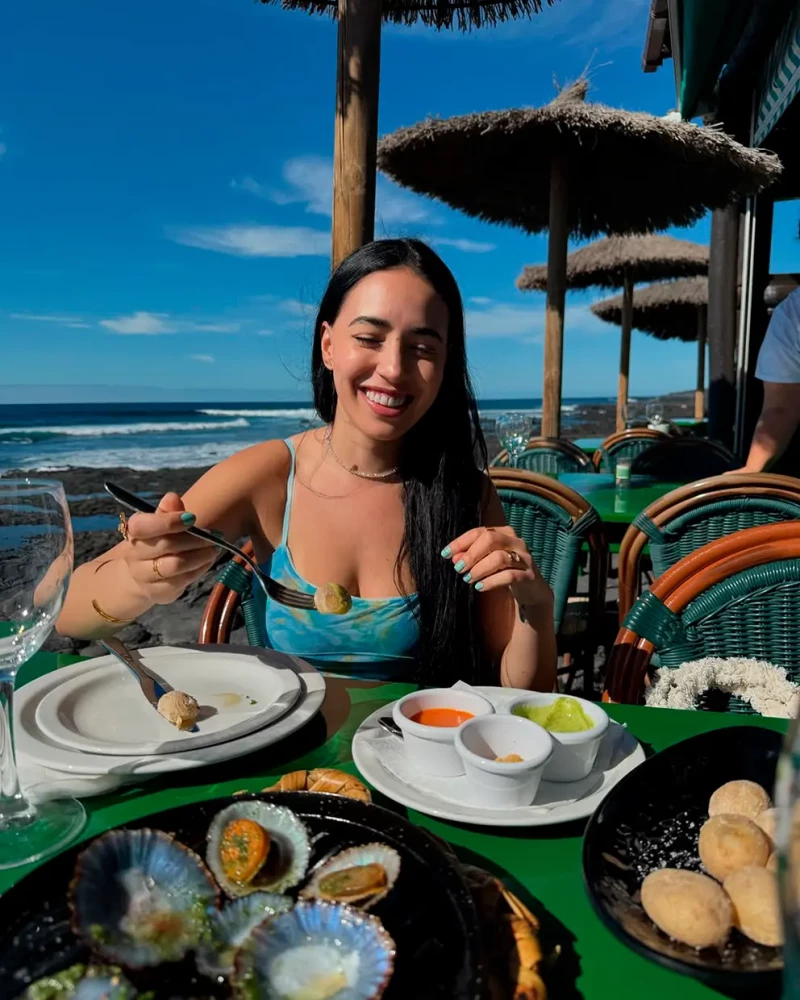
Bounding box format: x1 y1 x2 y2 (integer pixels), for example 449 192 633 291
352 686 646 827
35 649 301 756
18 645 325 779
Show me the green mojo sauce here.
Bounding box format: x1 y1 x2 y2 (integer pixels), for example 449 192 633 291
513 697 594 733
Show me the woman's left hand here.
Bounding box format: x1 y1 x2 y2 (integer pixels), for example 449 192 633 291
443 526 553 614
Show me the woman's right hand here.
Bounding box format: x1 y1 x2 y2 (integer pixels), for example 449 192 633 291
121 492 220 605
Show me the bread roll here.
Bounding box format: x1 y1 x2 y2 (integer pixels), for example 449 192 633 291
698 815 771 881
723 866 783 947
708 780 771 821
754 807 777 847
641 868 732 949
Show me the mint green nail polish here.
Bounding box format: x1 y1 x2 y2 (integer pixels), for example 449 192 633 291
454 560 466 572
463 572 472 583
474 581 484 591
440 546 451 558
180 512 196 526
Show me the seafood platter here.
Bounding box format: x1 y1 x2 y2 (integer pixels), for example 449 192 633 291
0 784 484 1000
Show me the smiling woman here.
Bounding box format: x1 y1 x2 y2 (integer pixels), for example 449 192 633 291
57 239 557 691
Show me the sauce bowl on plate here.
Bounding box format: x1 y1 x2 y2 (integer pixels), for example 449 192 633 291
454 714 553 808
392 688 494 776
505 692 609 782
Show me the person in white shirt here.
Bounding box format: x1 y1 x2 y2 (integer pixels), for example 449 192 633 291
735 287 800 473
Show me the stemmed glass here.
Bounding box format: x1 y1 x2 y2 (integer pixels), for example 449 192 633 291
0 479 85 868
645 399 665 427
496 413 532 467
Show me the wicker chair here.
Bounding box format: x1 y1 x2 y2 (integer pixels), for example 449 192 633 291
605 521 800 711
489 468 608 690
630 437 736 480
199 540 264 646
492 437 594 475
617 473 800 622
592 428 668 474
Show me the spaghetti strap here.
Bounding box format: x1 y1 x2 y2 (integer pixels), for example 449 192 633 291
281 438 296 546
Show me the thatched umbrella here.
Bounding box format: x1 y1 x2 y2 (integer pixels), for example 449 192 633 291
516 235 709 431
377 82 782 436
591 277 709 421
259 1 554 267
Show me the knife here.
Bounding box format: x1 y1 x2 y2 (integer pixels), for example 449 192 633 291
100 636 166 711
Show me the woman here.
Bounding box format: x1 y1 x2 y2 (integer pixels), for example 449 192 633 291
58 239 556 690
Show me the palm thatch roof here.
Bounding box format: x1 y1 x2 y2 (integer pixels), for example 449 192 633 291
516 234 709 292
590 277 708 342
258 0 551 28
377 82 782 239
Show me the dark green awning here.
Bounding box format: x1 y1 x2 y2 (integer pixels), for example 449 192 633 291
679 0 753 119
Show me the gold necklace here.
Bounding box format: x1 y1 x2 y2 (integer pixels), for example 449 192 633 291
325 427 399 481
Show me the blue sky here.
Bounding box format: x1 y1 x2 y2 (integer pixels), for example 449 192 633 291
1 0 797 404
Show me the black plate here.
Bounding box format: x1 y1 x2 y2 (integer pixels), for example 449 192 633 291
0 792 485 999
582 726 783 994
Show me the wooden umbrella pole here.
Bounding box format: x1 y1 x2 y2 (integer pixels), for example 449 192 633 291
616 271 634 432
332 0 383 269
695 305 707 421
542 153 569 439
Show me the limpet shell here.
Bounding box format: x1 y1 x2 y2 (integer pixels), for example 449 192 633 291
300 843 401 910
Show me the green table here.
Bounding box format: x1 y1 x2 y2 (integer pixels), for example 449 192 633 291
573 437 604 457
557 472 684 543
1 652 787 999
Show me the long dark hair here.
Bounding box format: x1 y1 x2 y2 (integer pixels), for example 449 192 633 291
312 238 488 684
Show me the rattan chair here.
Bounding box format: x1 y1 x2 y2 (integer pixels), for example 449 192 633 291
592 428 668 474
490 468 608 691
605 521 800 711
492 437 594 475
617 473 800 622
630 437 736 480
199 540 264 646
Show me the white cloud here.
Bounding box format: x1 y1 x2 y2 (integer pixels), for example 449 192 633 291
11 312 89 328
257 328 275 337
469 296 492 306
466 301 604 341
189 354 215 363
279 298 310 317
100 311 240 335
169 224 329 258
256 154 432 225
431 237 496 254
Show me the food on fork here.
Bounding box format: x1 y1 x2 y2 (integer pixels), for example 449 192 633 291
708 779 771 821
640 869 733 949
698 814 771 881
313 582 353 615
156 690 199 730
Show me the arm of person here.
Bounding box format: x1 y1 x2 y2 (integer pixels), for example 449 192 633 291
56 439 291 640
446 481 557 692
733 381 800 472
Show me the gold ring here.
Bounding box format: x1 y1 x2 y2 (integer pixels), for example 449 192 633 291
117 512 130 541
508 550 523 565
152 556 165 580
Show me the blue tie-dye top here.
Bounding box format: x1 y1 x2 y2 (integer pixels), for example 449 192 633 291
256 439 420 678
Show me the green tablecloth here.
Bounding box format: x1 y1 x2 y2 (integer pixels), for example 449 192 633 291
573 437 604 457
1 651 787 999
557 473 684 524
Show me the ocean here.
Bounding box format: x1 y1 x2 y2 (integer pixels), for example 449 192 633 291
0 399 608 473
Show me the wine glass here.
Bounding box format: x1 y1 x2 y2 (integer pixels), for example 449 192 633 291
645 399 665 427
0 479 85 868
496 413 532 467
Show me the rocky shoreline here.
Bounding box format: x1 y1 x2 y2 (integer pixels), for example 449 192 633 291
20 394 695 658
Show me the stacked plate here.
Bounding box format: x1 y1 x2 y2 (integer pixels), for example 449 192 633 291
18 645 326 800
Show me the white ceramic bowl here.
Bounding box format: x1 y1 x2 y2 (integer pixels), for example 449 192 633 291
505 692 609 783
454 715 553 809
392 688 494 777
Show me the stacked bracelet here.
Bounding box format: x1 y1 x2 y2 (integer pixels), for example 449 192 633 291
91 599 135 625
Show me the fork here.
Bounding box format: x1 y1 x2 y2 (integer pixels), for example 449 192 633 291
104 480 316 611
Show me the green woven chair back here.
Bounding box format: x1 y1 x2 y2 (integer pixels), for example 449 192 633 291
623 558 800 714
511 447 590 475
635 496 800 579
598 437 657 474
214 558 267 646
497 486 599 632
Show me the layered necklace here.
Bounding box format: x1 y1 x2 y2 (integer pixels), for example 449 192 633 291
324 426 399 481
